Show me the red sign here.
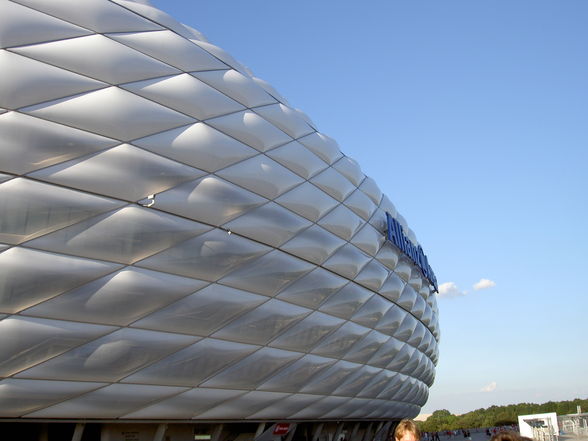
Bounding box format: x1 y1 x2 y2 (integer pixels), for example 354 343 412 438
273 424 290 436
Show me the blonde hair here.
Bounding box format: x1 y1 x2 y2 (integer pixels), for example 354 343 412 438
394 419 421 441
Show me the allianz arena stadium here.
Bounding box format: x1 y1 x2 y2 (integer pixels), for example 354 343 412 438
0 1 440 440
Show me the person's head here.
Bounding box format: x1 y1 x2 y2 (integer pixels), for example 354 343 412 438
395 419 421 441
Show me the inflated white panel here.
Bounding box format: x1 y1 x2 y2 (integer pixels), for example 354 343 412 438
0 0 438 422
12 34 179 84
0 51 106 110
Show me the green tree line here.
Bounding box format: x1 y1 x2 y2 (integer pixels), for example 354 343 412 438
418 397 588 432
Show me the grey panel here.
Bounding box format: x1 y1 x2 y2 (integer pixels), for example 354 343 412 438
153 176 267 225
311 167 356 202
0 112 118 175
354 259 389 291
0 379 105 418
0 51 106 110
15 328 198 382
208 111 292 153
269 312 345 352
344 189 377 221
223 202 312 247
26 383 187 418
27 206 211 264
351 223 385 256
218 250 314 296
12 34 179 85
0 178 123 245
333 157 364 187
123 338 258 387
24 268 207 326
0 316 114 377
133 122 258 173
276 267 348 309
200 347 303 389
343 331 390 363
211 298 311 345
197 391 290 420
318 283 374 320
297 132 343 165
23 87 195 142
257 354 337 393
0 247 121 314
254 103 314 139
122 388 246 419
109 30 228 72
248 394 324 420
122 73 245 119
332 365 382 397
281 225 346 265
136 228 271 281
132 284 267 336
323 244 372 279
310 321 371 359
266 141 328 179
0 1 91 49
318 204 364 241
29 143 204 202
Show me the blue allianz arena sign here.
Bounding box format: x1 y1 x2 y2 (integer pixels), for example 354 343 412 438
385 212 438 292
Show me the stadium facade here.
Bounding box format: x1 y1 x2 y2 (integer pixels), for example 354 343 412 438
0 0 440 440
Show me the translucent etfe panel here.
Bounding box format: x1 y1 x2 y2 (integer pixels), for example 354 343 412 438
351 223 385 257
258 354 337 393
291 396 349 420
12 34 179 85
280 225 346 265
276 267 348 309
211 298 311 346
318 204 364 241
387 344 414 373
122 73 244 120
359 176 383 205
351 295 392 329
299 361 362 396
223 202 312 248
407 321 427 348
332 365 382 397
26 383 187 419
207 111 292 153
22 87 195 142
190 40 247 73
30 143 204 202
0 178 123 244
153 176 267 226
248 394 323 420
0 247 121 314
396 283 418 311
15 328 198 382
376 242 400 271
375 304 407 336
322 397 373 420
319 283 374 320
270 312 345 352
412 294 427 319
0 112 118 175
275 182 339 222
265 141 328 179
136 228 271 281
354 260 389 292
218 250 314 296
333 157 364 187
197 391 290 420
24 268 207 326
252 77 289 105
343 330 389 364
379 271 405 302
193 69 276 108
344 189 377 221
13 0 162 33
123 338 258 387
0 316 114 377
109 30 228 72
297 132 342 165
27 206 211 265
253 103 314 139
133 122 257 173
310 167 356 202
122 388 247 419
216 155 303 199
0 379 104 418
132 284 267 336
322 244 372 280
0 51 106 110
0 1 90 49
200 347 303 389
368 337 404 368
310 322 371 359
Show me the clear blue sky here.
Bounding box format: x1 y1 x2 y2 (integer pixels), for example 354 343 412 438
151 0 588 415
